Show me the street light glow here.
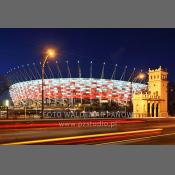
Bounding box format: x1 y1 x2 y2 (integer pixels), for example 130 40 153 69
4 99 9 107
138 73 145 80
46 48 56 58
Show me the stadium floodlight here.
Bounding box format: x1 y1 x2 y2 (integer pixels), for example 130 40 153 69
41 48 57 119
129 71 146 111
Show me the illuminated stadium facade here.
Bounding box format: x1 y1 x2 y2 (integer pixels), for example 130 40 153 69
6 61 147 109
9 78 146 108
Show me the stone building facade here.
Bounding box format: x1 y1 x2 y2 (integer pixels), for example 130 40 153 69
133 66 168 118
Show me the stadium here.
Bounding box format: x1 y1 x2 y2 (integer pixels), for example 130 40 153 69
6 61 147 110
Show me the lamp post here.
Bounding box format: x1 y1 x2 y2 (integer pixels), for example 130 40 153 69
41 49 56 119
4 99 9 119
129 72 146 112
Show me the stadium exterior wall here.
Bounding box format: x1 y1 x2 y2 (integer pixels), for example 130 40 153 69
9 78 147 107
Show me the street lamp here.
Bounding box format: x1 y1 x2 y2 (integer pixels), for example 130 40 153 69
131 72 146 92
41 48 56 119
4 99 10 107
138 72 145 81
4 99 9 119
129 72 146 112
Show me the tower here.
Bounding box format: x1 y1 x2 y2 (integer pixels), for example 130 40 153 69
132 66 168 118
148 66 168 117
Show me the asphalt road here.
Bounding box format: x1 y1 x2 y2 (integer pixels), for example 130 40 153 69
1 118 175 145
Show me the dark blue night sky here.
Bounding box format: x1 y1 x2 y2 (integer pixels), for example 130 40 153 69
0 28 175 81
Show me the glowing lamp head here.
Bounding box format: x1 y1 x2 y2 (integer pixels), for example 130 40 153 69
138 73 145 80
4 99 9 107
46 49 56 58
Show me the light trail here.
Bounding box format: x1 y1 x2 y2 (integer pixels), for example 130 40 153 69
1 128 162 145
96 131 175 145
0 119 144 129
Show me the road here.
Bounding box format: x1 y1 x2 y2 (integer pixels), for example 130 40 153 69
0 118 175 145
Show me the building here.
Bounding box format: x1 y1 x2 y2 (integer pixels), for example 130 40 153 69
133 66 168 118
9 78 146 108
6 62 147 109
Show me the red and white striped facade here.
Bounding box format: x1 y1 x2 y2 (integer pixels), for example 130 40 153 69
9 78 147 106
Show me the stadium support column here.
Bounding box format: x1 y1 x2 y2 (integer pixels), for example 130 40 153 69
41 61 45 119
90 61 93 105
129 81 133 112
110 64 117 106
